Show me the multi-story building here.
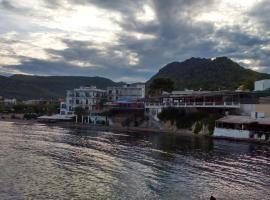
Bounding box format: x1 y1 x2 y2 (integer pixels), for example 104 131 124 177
107 84 145 102
60 86 106 115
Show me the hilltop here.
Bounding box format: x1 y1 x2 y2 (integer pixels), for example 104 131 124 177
0 75 122 100
147 57 270 90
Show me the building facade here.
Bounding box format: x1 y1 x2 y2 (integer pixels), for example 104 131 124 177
254 79 270 91
214 115 270 141
107 84 145 102
3 98 17 105
60 86 106 115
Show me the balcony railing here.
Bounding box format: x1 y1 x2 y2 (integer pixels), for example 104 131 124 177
145 101 240 108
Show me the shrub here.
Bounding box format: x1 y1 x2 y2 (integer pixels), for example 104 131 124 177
207 117 216 135
193 122 202 134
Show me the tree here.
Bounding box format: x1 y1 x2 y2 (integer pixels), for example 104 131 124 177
149 78 174 96
74 106 87 121
45 103 59 115
242 79 255 91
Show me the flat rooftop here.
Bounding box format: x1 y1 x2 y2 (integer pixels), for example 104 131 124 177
217 115 270 126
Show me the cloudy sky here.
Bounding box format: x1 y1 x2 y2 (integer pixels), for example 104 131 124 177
0 0 269 82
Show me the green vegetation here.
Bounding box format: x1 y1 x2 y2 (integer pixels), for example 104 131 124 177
207 117 217 135
147 57 270 91
193 122 203 134
242 79 255 91
148 77 174 96
0 103 59 115
0 75 123 100
74 106 87 121
158 108 221 135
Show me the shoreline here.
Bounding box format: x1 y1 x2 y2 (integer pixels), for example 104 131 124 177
0 118 198 137
1 119 269 145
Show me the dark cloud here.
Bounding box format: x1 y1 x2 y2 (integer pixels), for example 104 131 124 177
2 57 152 82
1 0 270 81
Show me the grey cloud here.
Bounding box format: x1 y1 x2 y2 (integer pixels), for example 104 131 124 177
250 0 270 28
2 58 152 82
1 0 270 81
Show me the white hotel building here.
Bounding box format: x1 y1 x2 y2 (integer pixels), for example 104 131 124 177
107 84 145 101
60 86 106 115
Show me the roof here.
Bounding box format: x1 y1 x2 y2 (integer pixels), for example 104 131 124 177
217 115 270 126
38 114 74 120
257 118 270 126
162 90 245 98
216 115 256 124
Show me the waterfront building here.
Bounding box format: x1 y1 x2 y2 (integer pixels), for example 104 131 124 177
214 115 270 141
254 79 270 91
105 99 145 114
145 90 242 120
145 90 270 120
60 86 106 115
107 84 145 102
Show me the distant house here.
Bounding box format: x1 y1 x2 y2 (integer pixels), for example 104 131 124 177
60 86 106 115
4 98 17 105
107 84 145 102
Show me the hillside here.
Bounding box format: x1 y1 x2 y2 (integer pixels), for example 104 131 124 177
148 57 270 90
0 75 122 100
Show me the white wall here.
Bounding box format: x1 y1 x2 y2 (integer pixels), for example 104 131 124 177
255 80 270 91
214 128 250 139
240 104 255 115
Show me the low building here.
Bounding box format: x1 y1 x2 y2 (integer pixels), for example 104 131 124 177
214 115 270 141
107 84 145 102
254 79 270 91
60 86 106 115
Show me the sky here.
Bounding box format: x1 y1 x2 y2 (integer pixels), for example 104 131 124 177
0 0 270 82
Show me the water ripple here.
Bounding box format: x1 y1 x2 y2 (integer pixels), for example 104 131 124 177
0 121 269 200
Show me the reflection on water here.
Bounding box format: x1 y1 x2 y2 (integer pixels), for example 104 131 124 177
0 121 269 200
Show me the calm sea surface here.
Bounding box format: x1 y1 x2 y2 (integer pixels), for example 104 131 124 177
0 121 269 200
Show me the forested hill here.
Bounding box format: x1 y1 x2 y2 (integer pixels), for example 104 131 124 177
148 57 270 90
0 75 122 100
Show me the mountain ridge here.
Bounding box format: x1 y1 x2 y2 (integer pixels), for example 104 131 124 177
0 75 123 100
148 57 270 90
1 57 270 100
